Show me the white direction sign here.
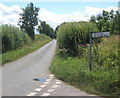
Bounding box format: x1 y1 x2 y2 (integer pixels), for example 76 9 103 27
92 32 110 38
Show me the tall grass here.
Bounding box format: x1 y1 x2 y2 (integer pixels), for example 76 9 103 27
50 55 119 96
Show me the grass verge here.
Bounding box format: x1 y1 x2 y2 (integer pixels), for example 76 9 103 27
50 55 119 97
1 34 52 65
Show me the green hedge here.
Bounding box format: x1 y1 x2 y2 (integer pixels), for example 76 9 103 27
1 24 31 53
57 22 99 56
2 34 52 64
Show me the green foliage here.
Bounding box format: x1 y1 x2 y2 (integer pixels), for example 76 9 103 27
90 10 120 35
84 35 119 70
18 2 39 40
50 35 119 96
1 24 31 53
50 54 119 96
2 34 52 64
37 21 56 38
57 22 99 56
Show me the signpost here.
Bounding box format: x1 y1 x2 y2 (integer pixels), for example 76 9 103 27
89 32 110 71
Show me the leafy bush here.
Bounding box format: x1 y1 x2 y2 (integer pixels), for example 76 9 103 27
1 24 31 53
84 35 119 70
57 22 99 56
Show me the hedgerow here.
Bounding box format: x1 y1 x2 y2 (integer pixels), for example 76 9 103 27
1 24 31 53
57 22 99 56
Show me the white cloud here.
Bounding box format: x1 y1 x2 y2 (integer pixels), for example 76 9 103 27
0 3 22 26
38 6 118 29
0 3 118 30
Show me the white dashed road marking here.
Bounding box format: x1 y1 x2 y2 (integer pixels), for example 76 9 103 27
46 79 52 82
52 85 59 88
50 74 54 77
47 89 55 93
34 88 42 92
41 93 50 96
40 85 47 88
27 92 37 96
43 81 49 85
56 80 61 82
55 81 61 84
26 74 61 96
49 76 53 79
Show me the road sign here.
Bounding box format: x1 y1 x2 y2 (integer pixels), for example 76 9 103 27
92 32 110 38
89 32 110 71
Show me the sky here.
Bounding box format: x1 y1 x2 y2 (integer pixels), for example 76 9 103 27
0 0 119 31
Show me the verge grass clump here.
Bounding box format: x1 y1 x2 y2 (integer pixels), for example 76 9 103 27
50 54 119 96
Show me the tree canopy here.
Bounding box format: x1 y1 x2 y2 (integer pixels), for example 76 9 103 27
18 2 39 40
37 21 56 38
90 10 120 35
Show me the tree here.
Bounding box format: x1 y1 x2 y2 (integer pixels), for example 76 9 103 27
37 21 56 38
18 2 39 40
112 11 120 35
90 10 119 35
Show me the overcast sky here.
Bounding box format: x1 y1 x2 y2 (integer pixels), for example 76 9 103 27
0 1 118 31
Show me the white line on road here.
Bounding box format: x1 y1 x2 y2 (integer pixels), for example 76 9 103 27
47 89 55 93
41 93 50 96
46 79 52 82
51 85 59 88
26 74 55 96
27 92 37 96
34 88 42 92
56 80 61 82
43 81 49 85
40 85 47 88
55 81 61 84
48 76 53 79
50 74 54 77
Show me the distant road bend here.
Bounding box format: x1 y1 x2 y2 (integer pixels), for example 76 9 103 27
2 40 97 96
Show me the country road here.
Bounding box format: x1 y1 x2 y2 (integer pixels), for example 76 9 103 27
2 40 97 96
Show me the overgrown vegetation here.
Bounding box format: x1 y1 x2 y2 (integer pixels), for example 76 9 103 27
2 34 52 65
1 24 32 53
57 22 100 56
85 35 119 70
50 9 119 96
50 56 119 96
50 35 119 96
